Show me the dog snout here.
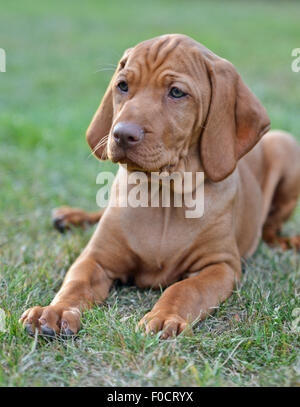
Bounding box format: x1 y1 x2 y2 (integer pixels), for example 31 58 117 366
113 122 144 149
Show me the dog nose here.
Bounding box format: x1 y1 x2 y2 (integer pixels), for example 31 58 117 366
113 122 144 149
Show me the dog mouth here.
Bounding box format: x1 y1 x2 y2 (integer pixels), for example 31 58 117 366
111 157 175 174
108 142 176 174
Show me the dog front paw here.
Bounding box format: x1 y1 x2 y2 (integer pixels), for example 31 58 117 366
138 310 190 339
19 304 81 338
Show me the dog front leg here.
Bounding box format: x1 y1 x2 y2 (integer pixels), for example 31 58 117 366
139 262 240 339
20 255 113 337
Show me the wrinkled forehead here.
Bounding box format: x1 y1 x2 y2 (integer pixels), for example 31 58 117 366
121 35 210 80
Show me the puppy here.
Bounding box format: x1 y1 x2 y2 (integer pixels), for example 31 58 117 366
21 34 300 339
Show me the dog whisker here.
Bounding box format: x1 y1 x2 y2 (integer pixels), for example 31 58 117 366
87 135 109 158
100 145 108 160
95 68 116 73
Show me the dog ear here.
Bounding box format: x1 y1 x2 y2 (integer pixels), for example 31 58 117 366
86 48 132 160
200 57 270 182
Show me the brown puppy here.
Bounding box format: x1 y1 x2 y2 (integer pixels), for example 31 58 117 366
20 34 300 339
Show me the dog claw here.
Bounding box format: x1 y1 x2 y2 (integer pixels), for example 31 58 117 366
61 328 75 338
25 323 34 336
52 217 66 233
40 324 56 337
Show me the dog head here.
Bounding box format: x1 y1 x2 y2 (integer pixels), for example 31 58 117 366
86 34 270 181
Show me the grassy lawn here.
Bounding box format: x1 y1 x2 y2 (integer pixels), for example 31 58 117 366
0 0 300 387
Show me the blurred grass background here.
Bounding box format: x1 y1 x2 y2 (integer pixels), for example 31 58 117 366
0 0 299 387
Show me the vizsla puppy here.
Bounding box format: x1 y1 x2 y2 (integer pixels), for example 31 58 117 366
20 34 300 339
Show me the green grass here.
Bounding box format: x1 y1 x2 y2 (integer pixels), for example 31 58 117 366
0 0 300 387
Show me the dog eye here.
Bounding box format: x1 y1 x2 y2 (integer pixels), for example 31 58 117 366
169 87 187 99
117 81 128 92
